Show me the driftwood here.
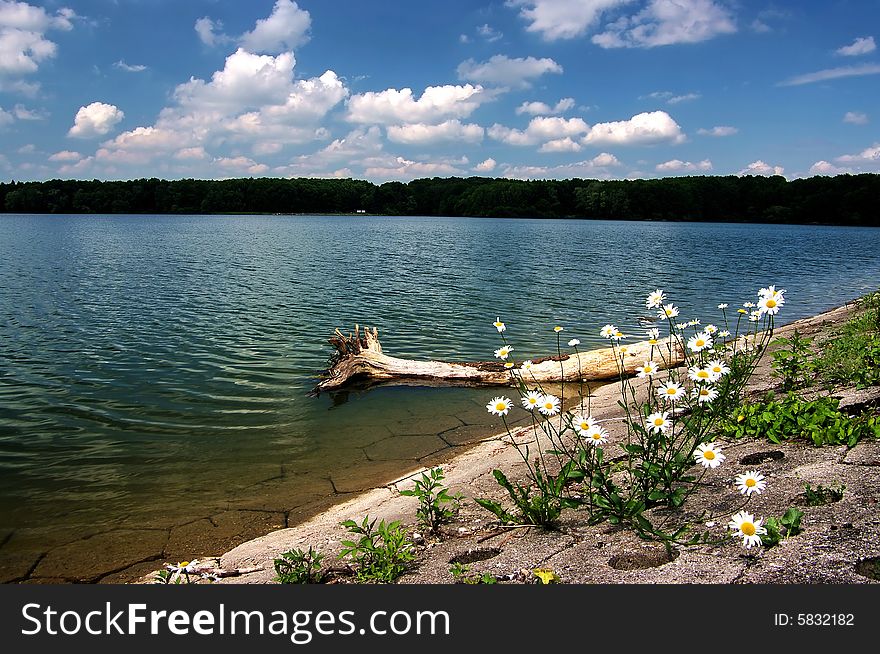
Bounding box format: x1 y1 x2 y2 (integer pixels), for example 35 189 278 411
314 324 684 394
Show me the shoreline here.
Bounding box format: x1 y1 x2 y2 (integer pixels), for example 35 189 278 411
189 299 880 585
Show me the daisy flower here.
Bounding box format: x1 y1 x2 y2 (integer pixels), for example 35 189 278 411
538 394 560 416
572 414 597 436
748 310 761 322
657 381 686 402
568 338 580 347
675 322 688 331
743 302 756 308
693 386 718 404
521 360 534 372
718 303 729 310
705 324 718 334
493 317 506 333
728 510 767 548
735 470 767 496
688 365 713 383
694 442 725 468
659 304 680 320
687 319 701 327
706 359 730 379
487 397 512 416
636 360 659 378
521 390 542 411
494 345 514 360
687 332 713 352
759 285 785 300
646 327 660 340
758 295 784 315
554 325 564 333
504 362 514 369
586 425 609 446
646 411 671 434
612 331 627 340
645 289 666 309
737 308 747 315
717 330 731 338
600 324 617 338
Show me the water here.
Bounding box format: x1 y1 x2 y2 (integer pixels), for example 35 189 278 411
1 214 878 581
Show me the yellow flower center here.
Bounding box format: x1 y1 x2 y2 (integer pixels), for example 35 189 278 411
544 403 553 409
741 521 756 536
529 398 537 405
703 450 715 460
592 433 602 440
746 478 757 487
654 418 664 426
649 339 657 345
667 388 677 395
766 299 777 308
496 402 506 411
698 370 708 378
737 415 745 422
696 339 705 347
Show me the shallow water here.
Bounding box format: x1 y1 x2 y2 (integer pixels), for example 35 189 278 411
1 214 878 581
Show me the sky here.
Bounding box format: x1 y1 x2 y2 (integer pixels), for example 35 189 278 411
0 0 878 183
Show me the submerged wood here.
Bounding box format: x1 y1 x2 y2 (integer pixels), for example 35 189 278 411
314 324 685 393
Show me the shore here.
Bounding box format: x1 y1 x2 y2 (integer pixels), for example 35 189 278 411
158 301 880 585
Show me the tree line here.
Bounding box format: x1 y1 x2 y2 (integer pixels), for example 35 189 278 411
1 174 878 225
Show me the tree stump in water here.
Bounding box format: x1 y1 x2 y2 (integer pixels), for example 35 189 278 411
314 325 684 394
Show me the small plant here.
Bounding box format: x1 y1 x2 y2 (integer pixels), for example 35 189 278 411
339 516 415 583
814 293 880 389
154 560 200 584
448 562 497 584
771 330 815 391
803 482 846 506
274 546 324 584
760 507 804 548
475 466 581 528
400 467 462 533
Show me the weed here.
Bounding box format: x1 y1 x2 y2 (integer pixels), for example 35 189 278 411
339 516 415 583
274 546 324 584
400 467 462 533
803 482 846 506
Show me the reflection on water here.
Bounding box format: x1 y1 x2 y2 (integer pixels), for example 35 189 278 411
0 214 879 580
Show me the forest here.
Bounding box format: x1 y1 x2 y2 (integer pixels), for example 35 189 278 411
1 173 878 225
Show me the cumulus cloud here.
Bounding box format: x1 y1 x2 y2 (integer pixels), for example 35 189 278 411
507 0 631 41
457 54 562 88
778 63 880 86
476 24 503 42
347 84 490 124
363 154 468 180
539 137 583 152
239 0 310 53
196 1 310 53
0 0 75 77
489 116 590 146
474 157 497 172
655 158 712 173
67 102 125 138
501 152 622 179
835 143 880 166
214 155 269 176
835 36 875 57
48 149 82 162
516 97 575 115
808 160 851 176
592 0 736 48
386 119 484 145
583 110 685 146
697 125 737 136
113 60 147 73
738 160 784 176
843 111 868 125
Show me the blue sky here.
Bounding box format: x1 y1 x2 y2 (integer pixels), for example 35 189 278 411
1 0 878 182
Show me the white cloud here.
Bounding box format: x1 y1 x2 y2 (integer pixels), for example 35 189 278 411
642 90 700 104
501 152 622 179
516 97 575 115
843 111 868 125
0 105 13 126
779 63 880 86
48 149 81 162
507 0 632 41
474 157 497 172
809 160 851 176
835 36 875 57
114 60 147 73
386 119 484 145
214 156 269 175
0 78 39 96
593 0 736 48
174 147 208 160
697 125 737 136
583 110 685 146
540 137 583 152
477 24 503 42
363 155 466 181
835 143 880 166
239 0 310 54
457 54 562 88
194 17 230 47
655 158 712 172
0 1 75 76
347 84 490 124
738 160 784 176
67 102 124 138
489 116 590 146
17 143 35 153
12 103 43 119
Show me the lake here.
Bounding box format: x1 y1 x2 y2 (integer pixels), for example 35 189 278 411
1 214 879 582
